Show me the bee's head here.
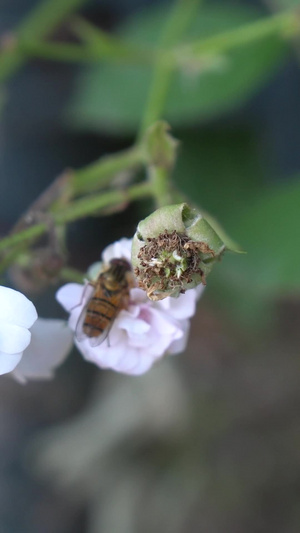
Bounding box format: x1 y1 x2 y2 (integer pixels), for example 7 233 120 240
109 258 132 281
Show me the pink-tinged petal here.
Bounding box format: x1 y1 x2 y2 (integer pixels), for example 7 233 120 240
97 344 128 370
56 283 84 313
77 329 127 370
0 323 31 354
12 319 73 383
114 350 155 375
118 315 150 336
129 288 148 304
167 320 190 355
0 286 37 328
156 288 201 320
145 310 184 357
102 238 132 264
148 307 180 338
0 350 23 375
125 304 141 319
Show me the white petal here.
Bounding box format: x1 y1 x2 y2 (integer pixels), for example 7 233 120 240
102 238 132 264
56 283 84 312
0 286 37 328
0 350 23 375
0 323 31 354
12 319 73 382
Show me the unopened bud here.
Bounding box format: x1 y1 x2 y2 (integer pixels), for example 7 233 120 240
143 121 178 170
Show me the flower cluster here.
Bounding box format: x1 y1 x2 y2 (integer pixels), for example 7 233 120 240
57 238 203 375
1 233 205 380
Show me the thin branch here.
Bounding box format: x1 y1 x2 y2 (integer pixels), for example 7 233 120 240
138 0 203 139
0 0 89 83
0 182 153 253
72 145 145 195
178 9 298 58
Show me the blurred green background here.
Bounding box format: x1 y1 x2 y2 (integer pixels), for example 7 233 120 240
1 0 300 532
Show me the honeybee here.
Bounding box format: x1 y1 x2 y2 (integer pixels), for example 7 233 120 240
75 258 135 346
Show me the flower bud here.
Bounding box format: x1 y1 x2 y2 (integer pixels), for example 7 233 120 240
143 121 178 170
132 203 226 300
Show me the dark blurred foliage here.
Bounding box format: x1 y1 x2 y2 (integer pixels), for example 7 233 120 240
1 0 300 532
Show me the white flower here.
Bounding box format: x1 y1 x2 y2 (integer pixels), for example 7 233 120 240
12 318 73 383
0 286 38 375
56 238 203 376
0 285 73 381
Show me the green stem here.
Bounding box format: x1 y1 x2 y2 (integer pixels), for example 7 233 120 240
179 9 296 58
0 182 153 252
20 33 153 65
0 0 88 82
54 182 152 223
20 41 100 63
0 247 26 275
138 57 173 141
138 0 202 138
149 166 174 208
72 145 145 195
70 17 153 64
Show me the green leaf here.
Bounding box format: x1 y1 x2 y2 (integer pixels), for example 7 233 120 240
277 0 300 7
228 179 300 292
173 128 267 222
211 178 300 326
67 3 288 136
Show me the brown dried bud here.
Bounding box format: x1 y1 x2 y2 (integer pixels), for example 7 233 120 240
132 203 226 300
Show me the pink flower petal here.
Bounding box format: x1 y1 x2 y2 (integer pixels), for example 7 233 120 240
56 283 84 313
118 314 150 336
156 288 202 320
114 350 155 375
102 238 132 264
167 320 190 355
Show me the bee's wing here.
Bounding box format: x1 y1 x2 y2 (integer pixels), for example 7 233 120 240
74 286 96 343
88 322 113 347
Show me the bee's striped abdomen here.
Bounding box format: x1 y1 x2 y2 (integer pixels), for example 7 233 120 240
83 292 120 338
